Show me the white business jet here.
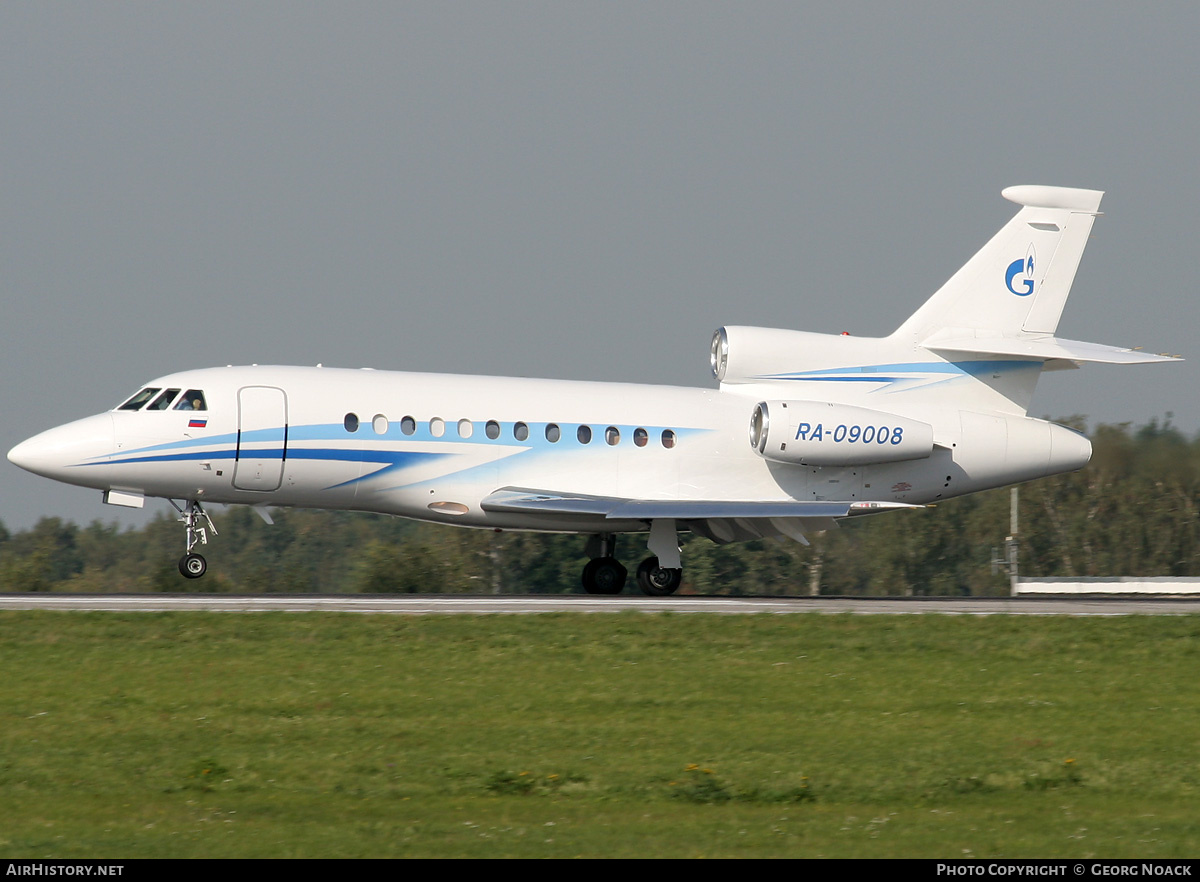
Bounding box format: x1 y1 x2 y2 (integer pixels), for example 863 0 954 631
8 186 1178 594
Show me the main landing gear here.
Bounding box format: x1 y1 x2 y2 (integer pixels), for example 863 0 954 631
581 525 684 596
170 499 218 579
636 557 683 596
582 555 627 595
581 533 627 594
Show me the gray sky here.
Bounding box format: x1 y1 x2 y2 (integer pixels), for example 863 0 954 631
3 2 1197 532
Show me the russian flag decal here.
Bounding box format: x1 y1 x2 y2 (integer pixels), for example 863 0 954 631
189 419 207 428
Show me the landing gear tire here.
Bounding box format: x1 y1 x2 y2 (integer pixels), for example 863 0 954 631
582 557 627 595
172 499 217 579
637 556 682 596
179 552 207 580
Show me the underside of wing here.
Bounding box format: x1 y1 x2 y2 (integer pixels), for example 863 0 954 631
480 487 922 545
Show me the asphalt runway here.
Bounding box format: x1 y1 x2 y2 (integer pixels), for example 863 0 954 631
2 593 1199 615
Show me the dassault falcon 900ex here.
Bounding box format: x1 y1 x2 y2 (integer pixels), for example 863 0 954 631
8 186 1180 594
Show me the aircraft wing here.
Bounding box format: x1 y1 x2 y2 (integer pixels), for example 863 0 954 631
481 488 922 548
480 488 920 520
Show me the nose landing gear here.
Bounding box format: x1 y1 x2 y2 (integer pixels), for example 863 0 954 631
179 552 207 579
170 499 218 579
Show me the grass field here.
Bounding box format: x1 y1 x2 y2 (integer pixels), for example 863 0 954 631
1 610 1198 858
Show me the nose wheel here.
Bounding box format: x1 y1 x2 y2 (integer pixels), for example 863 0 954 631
170 499 217 579
179 552 207 579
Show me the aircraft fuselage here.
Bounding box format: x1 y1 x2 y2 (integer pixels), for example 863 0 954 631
9 363 1091 535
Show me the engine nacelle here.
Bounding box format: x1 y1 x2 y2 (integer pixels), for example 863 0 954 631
711 325 889 384
750 400 935 466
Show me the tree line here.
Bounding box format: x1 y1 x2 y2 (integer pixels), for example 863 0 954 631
1 417 1197 595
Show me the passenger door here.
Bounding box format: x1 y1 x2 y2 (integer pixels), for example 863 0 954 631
233 386 288 491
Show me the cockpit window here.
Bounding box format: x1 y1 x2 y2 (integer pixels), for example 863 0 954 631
147 389 181 411
174 390 207 411
118 388 161 411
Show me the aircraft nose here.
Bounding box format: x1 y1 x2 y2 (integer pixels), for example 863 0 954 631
8 414 115 482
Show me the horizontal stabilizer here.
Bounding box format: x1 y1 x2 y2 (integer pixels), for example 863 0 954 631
924 334 1181 365
482 488 921 520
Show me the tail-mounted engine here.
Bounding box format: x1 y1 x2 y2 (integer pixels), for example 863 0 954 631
750 400 935 466
711 325 884 385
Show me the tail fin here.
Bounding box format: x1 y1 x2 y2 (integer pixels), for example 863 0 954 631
891 185 1104 344
888 186 1176 414
714 187 1176 418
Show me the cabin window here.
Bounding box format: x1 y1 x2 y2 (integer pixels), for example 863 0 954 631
633 427 648 447
118 388 160 411
344 413 360 432
605 426 620 446
147 389 181 411
175 390 207 411
545 423 560 443
430 417 445 438
458 419 473 439
513 421 529 441
485 420 501 440
661 429 677 449
373 414 389 435
577 425 592 444
400 415 416 435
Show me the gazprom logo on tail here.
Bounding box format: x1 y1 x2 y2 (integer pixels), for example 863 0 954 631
1005 244 1037 296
